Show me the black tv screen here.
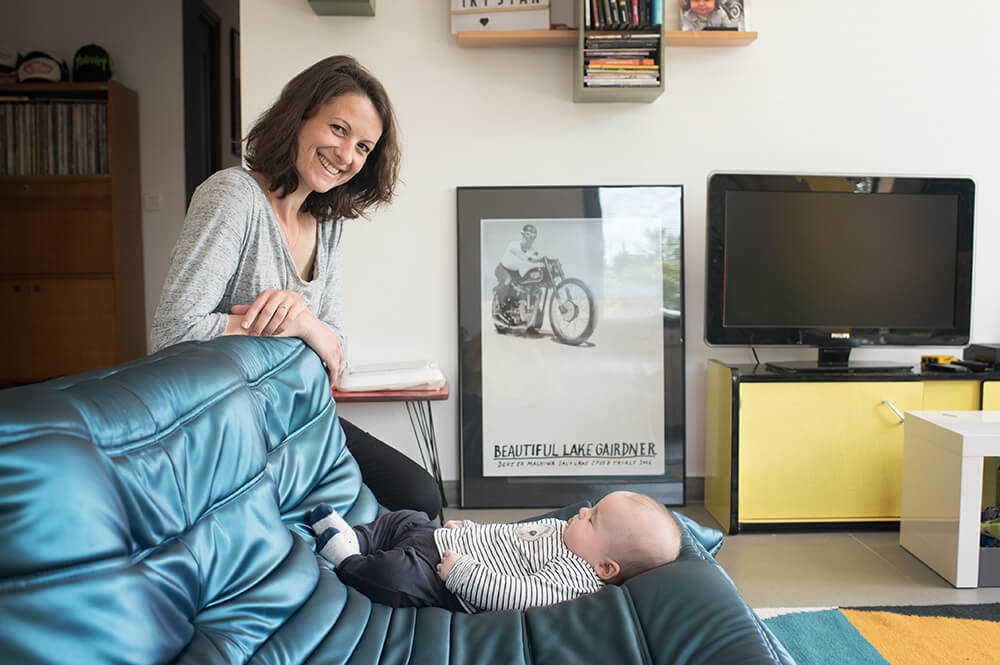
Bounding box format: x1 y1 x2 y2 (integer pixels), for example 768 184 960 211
705 174 974 369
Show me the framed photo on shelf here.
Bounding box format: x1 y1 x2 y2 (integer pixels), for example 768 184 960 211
457 185 685 508
680 0 748 31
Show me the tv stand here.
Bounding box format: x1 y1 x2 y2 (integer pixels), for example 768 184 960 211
705 359 993 533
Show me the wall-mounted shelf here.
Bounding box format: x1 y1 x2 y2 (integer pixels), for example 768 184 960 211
663 30 757 46
455 30 757 49
456 29 575 48
452 1 758 102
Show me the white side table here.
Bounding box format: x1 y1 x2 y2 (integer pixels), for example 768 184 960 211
900 411 1000 587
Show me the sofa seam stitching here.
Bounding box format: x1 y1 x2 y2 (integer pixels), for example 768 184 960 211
621 587 655 665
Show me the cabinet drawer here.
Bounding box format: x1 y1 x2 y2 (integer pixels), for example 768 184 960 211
738 381 923 522
0 278 117 382
0 179 114 274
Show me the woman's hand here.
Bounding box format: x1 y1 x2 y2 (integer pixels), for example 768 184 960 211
231 292 345 386
292 316 345 387
437 550 462 581
236 290 308 337
442 520 464 529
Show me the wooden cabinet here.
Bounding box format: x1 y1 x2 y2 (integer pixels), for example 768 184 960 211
705 360 986 533
0 278 117 380
0 82 144 384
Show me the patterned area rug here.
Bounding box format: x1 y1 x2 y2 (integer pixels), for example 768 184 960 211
758 604 1000 665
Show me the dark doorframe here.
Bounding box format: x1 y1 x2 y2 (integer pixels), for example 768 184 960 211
183 0 221 206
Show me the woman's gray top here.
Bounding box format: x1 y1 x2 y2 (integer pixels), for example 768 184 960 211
151 167 345 351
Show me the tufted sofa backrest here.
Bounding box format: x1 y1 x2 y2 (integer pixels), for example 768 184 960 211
0 337 379 665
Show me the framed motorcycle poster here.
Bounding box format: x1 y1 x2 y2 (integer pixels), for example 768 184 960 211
457 186 685 508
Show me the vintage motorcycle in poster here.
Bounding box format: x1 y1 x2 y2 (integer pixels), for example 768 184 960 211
491 256 597 345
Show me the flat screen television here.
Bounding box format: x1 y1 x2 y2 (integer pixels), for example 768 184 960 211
705 173 975 373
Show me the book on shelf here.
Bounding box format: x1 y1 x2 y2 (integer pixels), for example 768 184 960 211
586 0 661 30
583 78 660 86
585 73 658 78
588 58 655 65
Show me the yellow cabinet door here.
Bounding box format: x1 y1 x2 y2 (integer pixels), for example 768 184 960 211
983 382 1000 410
922 380 981 410
738 381 923 522
704 360 735 530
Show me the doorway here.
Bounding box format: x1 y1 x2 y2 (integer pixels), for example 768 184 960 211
183 0 222 206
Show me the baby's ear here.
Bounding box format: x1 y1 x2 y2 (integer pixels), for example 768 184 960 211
594 558 621 582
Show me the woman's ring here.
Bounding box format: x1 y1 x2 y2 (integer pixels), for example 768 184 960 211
281 303 291 310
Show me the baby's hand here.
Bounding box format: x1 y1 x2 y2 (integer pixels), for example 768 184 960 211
437 550 462 581
443 520 464 529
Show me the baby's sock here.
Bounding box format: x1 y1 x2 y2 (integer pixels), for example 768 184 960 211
316 527 361 566
310 503 360 566
309 503 353 536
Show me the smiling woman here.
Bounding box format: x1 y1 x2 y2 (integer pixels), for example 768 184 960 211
300 94 381 192
151 56 443 520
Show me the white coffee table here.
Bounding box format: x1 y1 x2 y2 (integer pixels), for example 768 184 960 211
900 410 1000 587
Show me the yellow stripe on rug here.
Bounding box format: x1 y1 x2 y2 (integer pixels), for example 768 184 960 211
842 608 1000 665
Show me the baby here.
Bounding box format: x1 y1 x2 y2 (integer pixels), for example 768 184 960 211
310 490 682 612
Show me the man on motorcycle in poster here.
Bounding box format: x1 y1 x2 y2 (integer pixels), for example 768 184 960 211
494 224 544 325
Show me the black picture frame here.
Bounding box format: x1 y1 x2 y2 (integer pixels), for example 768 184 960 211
457 186 685 508
229 28 241 158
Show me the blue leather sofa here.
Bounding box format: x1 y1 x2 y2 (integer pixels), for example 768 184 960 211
0 337 794 665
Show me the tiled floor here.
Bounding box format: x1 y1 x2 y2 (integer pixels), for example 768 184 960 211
443 502 1000 609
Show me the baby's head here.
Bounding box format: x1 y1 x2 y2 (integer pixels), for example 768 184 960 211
685 0 718 17
563 491 682 584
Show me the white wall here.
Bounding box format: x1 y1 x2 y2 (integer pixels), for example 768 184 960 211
241 0 1000 485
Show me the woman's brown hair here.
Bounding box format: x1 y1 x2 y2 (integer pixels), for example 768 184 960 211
244 55 400 222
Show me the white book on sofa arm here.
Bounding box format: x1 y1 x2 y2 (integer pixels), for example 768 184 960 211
335 360 445 392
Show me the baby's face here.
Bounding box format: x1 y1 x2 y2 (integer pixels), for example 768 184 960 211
563 492 634 577
690 0 715 18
